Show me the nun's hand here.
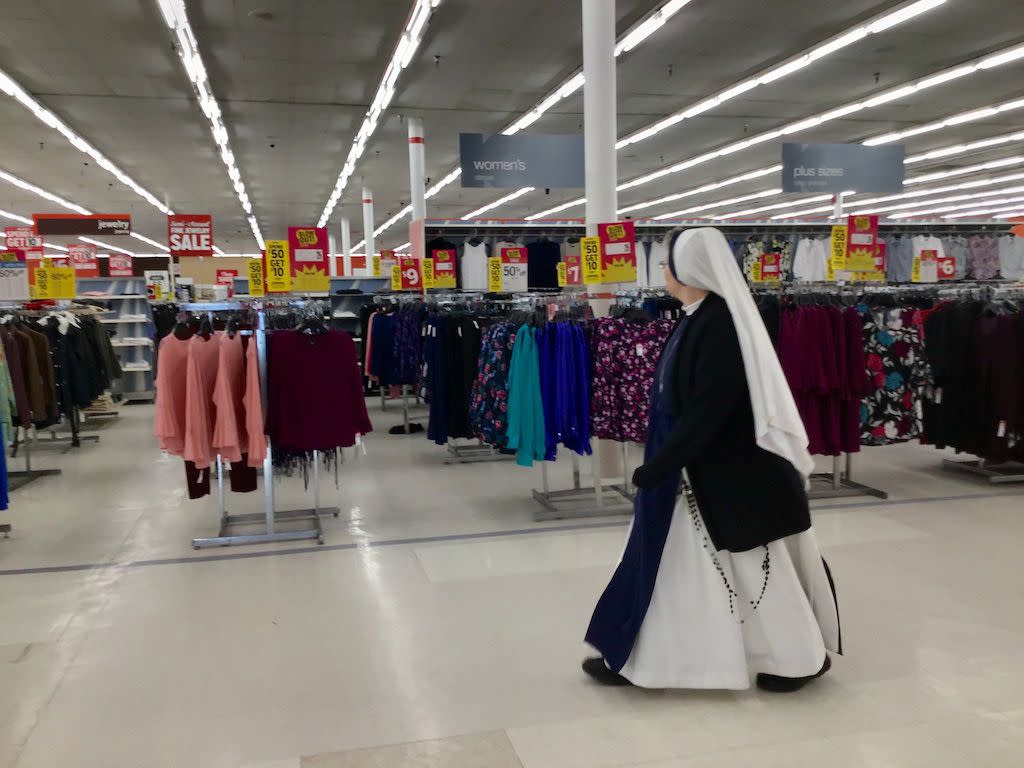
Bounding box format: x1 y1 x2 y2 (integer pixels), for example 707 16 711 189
631 464 658 490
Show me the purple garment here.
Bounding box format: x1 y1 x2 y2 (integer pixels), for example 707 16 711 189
969 236 1000 280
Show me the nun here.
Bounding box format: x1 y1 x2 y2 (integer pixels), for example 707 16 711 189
584 227 841 692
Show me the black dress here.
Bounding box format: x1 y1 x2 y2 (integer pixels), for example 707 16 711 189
637 292 810 553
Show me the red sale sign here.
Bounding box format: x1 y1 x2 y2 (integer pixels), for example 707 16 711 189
109 254 133 277
68 244 100 277
398 256 423 290
287 226 329 292
936 255 957 280
5 227 43 279
563 253 582 286
216 269 238 296
597 221 637 282
167 214 213 257
759 252 781 281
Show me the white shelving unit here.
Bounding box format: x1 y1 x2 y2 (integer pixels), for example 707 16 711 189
77 277 155 402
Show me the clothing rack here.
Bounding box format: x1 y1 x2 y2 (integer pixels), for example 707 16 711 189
178 301 339 549
935 283 1024 484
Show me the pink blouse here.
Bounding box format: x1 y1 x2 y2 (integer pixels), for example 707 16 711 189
183 333 221 468
153 334 191 455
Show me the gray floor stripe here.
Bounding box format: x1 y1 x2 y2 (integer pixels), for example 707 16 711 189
1 487 1022 577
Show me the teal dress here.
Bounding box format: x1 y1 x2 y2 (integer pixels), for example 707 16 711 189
505 325 547 467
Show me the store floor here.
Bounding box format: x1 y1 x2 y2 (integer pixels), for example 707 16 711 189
1 402 1023 767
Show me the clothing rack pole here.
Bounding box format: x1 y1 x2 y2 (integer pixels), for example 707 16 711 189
190 303 335 548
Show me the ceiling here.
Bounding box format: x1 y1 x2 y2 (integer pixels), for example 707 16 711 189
1 0 1023 255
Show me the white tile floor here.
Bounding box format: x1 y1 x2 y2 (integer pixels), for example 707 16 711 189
1 402 1023 767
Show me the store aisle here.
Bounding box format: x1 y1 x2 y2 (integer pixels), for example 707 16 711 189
0 404 1023 767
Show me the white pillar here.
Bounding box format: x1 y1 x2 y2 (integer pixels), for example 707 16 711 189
328 233 338 276
408 117 427 222
361 187 376 261
340 216 353 276
833 192 845 221
583 0 617 237
583 0 622 484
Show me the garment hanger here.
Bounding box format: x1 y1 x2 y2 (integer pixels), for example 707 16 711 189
198 314 214 339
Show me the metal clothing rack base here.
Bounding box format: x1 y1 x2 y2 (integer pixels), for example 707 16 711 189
808 453 888 500
8 426 62 492
941 458 1024 484
445 439 514 464
532 446 634 522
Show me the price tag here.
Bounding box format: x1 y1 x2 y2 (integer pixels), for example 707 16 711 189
750 262 763 282
431 249 457 289
248 259 265 297
499 247 528 292
556 262 567 287
937 255 957 280
372 253 381 278
265 239 292 292
422 258 435 290
391 264 402 291
398 256 422 290
487 255 502 292
49 266 76 299
581 236 602 285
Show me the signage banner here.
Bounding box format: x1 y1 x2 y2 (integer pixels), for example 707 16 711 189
33 213 131 236
27 256 44 297
144 270 170 301
247 259 265 297
913 249 939 283
557 262 567 287
829 225 849 271
168 214 213 257
397 256 424 291
4 226 41 250
421 258 435 291
69 244 100 277
216 269 238 297
50 266 77 299
287 226 329 292
751 252 781 283
581 237 602 285
459 132 585 189
431 249 457 289
563 253 582 286
379 249 397 278
265 240 292 292
597 221 637 283
500 246 528 292
487 256 502 292
391 264 402 291
936 254 957 281
371 253 382 278
109 254 134 277
845 215 879 272
0 250 29 301
782 143 905 193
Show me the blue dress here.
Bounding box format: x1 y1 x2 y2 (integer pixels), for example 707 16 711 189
584 314 690 671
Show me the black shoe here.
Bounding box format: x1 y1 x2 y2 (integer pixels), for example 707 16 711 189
756 655 831 693
582 657 632 686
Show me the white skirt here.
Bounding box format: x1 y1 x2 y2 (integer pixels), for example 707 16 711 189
617 487 841 690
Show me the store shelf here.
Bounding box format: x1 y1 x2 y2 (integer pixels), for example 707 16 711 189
122 363 152 373
112 339 153 347
101 316 149 323
76 294 147 300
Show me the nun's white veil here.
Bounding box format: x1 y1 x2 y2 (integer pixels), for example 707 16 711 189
670 227 814 479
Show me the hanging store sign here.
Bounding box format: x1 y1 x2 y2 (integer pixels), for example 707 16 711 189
34 265 76 300
844 215 879 272
379 249 397 278
421 258 435 291
581 237 602 285
781 143 905 194
68 244 100 277
487 256 502 292
431 249 457 289
264 240 292 292
459 133 585 189
287 226 329 292
912 249 939 283
109 254 134 277
0 250 29 302
563 252 582 286
247 259 265 297
500 246 528 292
167 214 213 257
33 213 131 236
395 256 424 291
371 253 382 277
936 254 957 281
4 226 41 250
597 221 637 283
751 252 781 283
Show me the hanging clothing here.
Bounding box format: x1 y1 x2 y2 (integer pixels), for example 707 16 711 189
969 235 1000 280
243 334 267 467
792 238 828 282
0 328 30 429
212 333 247 463
265 329 372 457
469 323 516 447
460 241 489 291
634 241 649 288
154 334 191 455
998 235 1024 280
504 324 546 467
183 333 221 468
647 238 668 287
526 239 561 290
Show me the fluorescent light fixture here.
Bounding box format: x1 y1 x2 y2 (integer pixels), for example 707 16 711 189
0 208 34 225
0 65 173 216
652 188 783 220
156 1 260 246
317 0 444 227
0 169 90 214
395 241 412 252
713 194 834 219
462 188 536 220
889 193 1024 218
79 236 136 256
130 232 170 252
525 198 587 221
618 166 782 215
866 95 1024 145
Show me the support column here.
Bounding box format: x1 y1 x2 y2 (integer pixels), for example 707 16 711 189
328 233 338 277
408 117 427 264
582 0 621 482
340 216 353 276
583 0 617 237
361 187 376 262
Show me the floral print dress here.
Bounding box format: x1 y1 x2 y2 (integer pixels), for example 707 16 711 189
859 306 931 445
469 323 517 446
